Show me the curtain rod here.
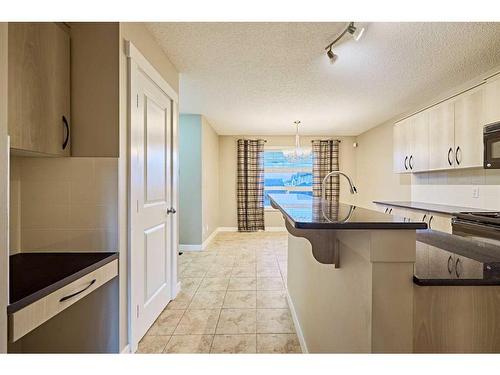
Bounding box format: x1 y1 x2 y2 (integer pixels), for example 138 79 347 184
310 139 341 143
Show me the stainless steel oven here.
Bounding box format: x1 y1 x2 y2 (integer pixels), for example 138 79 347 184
484 122 500 169
452 212 500 246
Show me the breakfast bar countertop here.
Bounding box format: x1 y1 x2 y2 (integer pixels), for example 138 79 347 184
270 194 427 230
8 252 118 314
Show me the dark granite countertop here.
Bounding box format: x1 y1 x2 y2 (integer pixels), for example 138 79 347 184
269 194 427 230
373 200 493 215
8 252 118 314
414 229 500 286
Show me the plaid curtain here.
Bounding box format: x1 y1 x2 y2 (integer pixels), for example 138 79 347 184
237 139 265 232
312 140 340 201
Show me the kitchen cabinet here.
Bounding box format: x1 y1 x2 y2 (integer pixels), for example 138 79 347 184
483 74 500 126
393 118 410 173
393 112 429 173
428 101 455 170
8 23 71 156
454 87 483 169
393 82 485 173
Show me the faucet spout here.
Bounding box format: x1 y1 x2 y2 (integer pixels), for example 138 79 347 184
321 171 357 200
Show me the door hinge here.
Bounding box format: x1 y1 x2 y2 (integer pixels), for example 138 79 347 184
136 305 139 318
136 200 139 213
136 94 139 108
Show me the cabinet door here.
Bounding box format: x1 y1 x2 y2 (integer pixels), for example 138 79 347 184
428 247 455 279
454 87 483 169
428 213 452 234
411 111 429 172
429 101 455 170
8 23 70 156
483 75 500 126
393 121 408 173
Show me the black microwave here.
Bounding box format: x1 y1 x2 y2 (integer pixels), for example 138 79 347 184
484 122 500 169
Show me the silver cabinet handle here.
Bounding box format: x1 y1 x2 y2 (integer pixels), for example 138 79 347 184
404 156 409 170
428 215 433 229
455 258 462 278
409 155 414 170
60 279 96 302
447 147 453 166
167 207 177 214
455 146 461 165
447 255 453 274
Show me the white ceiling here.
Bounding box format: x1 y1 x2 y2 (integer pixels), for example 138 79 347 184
146 22 500 136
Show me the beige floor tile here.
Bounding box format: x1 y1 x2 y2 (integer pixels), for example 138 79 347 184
147 309 185 335
223 291 256 308
257 334 301 353
164 335 213 353
189 290 226 309
257 290 288 308
198 277 230 291
231 266 256 278
257 277 284 291
213 256 236 267
181 265 208 278
259 333 301 353
257 309 295 334
136 335 170 353
256 267 281 277
216 309 256 334
205 266 233 278
210 334 256 353
180 277 203 293
174 309 221 334
166 291 194 310
227 277 256 291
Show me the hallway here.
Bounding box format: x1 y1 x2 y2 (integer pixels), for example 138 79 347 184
137 231 302 353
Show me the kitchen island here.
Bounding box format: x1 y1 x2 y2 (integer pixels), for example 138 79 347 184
269 193 426 353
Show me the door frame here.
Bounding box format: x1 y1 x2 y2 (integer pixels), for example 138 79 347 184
126 41 180 352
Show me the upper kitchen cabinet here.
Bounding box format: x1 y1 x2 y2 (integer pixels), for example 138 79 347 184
453 87 483 169
393 110 429 173
483 74 500 126
428 101 455 170
8 23 71 156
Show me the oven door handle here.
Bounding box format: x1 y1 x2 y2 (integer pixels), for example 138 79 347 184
453 219 500 234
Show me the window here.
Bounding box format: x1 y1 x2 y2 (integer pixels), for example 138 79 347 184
263 147 313 208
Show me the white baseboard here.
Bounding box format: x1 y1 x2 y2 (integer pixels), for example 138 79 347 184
179 244 202 251
285 288 308 353
217 226 238 232
120 344 131 354
265 226 286 232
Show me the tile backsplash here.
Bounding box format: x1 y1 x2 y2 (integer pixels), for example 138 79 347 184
9 156 118 254
411 168 500 210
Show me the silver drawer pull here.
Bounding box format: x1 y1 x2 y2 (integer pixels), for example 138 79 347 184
59 279 96 302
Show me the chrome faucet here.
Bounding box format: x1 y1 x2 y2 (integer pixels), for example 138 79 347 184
321 171 357 200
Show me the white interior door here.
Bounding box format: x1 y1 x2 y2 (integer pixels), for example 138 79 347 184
130 61 175 351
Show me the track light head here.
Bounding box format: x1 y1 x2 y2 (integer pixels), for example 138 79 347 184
347 22 365 41
326 48 338 64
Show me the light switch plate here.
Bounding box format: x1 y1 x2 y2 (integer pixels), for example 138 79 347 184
472 186 480 199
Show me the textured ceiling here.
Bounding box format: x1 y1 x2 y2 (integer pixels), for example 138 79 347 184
146 22 500 136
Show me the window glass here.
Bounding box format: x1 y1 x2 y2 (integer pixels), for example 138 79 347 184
263 149 313 207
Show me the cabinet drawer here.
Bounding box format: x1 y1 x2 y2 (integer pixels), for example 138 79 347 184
9 259 118 342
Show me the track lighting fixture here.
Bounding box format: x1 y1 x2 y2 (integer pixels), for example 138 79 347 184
325 22 365 63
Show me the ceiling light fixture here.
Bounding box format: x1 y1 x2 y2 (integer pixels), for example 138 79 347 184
324 22 365 63
283 120 311 162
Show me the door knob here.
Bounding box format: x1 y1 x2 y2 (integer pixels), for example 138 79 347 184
166 207 177 215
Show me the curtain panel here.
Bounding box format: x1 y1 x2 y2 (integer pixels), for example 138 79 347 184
312 140 340 201
237 139 265 231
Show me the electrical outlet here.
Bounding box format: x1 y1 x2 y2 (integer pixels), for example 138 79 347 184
472 187 480 199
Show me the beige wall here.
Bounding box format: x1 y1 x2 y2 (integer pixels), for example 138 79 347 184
118 22 179 351
354 121 411 210
219 135 357 228
9 157 118 253
0 22 8 353
201 118 220 241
